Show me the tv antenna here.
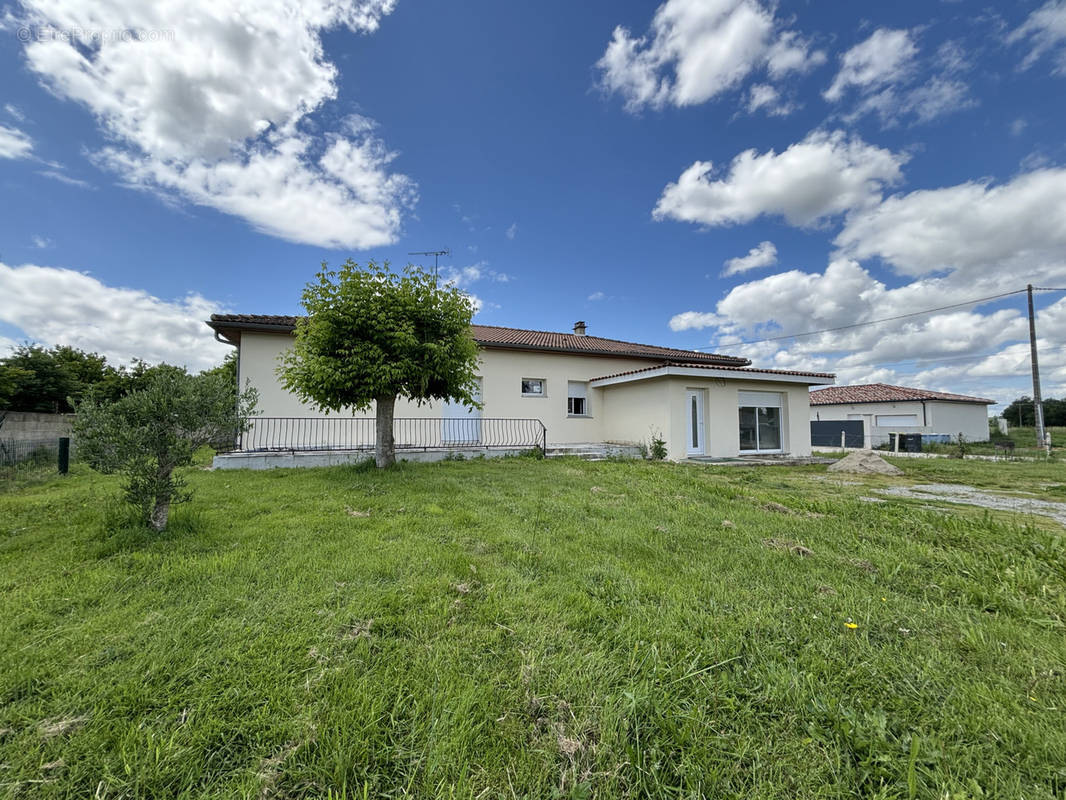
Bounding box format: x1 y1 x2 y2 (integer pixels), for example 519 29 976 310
408 248 450 279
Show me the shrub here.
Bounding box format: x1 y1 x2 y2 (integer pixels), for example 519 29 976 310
74 368 256 531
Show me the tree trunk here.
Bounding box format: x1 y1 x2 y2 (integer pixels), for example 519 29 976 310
148 465 173 531
149 496 170 531
375 394 396 468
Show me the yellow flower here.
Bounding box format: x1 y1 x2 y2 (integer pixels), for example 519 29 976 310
844 622 858 629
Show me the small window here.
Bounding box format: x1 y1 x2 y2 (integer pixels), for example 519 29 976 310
567 381 589 416
521 378 545 397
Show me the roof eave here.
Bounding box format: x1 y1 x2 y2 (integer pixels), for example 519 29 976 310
810 397 995 406
590 365 835 387
475 340 749 365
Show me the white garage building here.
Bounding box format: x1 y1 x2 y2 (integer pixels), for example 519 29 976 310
809 383 994 446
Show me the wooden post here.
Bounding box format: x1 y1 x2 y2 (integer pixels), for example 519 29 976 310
840 430 846 451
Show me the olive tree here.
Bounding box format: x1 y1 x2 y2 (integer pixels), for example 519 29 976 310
278 260 481 468
74 366 257 531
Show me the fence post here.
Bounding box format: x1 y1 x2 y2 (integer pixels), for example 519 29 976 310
840 431 846 451
58 437 70 474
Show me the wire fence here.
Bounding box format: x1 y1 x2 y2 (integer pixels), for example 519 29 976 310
0 437 72 483
240 417 547 453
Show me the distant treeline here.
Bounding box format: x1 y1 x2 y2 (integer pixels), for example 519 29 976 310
1001 396 1066 427
0 344 235 414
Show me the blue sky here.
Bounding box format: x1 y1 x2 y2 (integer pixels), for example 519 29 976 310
2 0 1066 410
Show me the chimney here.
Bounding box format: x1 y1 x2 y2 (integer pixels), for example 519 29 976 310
573 320 587 336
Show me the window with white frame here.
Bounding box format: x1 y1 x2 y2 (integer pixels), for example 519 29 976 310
521 378 546 397
567 381 589 416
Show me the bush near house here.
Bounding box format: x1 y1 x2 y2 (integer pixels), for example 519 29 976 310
0 457 1063 798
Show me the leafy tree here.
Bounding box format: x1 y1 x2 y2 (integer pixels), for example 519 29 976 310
278 260 480 468
74 367 257 531
0 344 126 412
1001 396 1066 427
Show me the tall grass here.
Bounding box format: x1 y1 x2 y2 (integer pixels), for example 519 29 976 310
1 457 1063 798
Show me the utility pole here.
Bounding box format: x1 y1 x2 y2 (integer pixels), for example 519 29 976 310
408 249 450 280
1027 284 1046 447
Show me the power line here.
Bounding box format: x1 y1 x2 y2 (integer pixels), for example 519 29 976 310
694 288 1029 350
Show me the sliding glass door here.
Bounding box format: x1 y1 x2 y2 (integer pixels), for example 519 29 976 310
738 392 783 453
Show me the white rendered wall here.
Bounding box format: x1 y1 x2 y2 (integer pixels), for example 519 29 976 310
810 399 990 442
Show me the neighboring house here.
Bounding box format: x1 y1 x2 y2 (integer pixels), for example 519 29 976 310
207 315 834 462
809 383 994 445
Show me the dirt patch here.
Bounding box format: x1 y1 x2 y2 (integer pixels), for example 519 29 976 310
828 451 902 475
721 520 735 528
345 507 370 517
878 483 1066 526
763 538 813 557
761 501 794 515
844 557 878 574
340 619 372 639
38 716 87 738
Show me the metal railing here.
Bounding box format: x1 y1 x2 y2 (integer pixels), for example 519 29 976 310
240 417 546 453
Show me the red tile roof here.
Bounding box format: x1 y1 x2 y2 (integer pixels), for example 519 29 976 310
590 362 835 382
207 315 750 366
809 383 994 405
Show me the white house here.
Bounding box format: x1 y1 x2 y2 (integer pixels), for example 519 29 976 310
809 383 994 445
207 315 834 465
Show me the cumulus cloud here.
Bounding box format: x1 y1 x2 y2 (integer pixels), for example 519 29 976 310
17 0 415 249
654 130 906 228
835 167 1066 285
824 28 917 102
596 0 824 112
723 240 777 275
506 222 518 240
670 259 1054 398
825 28 975 125
745 83 795 116
0 124 33 159
588 291 606 301
1009 0 1066 75
0 261 230 370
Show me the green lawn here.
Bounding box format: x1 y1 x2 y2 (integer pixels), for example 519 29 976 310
1 455 1064 798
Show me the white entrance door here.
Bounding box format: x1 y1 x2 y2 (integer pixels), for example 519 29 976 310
686 389 705 456
441 379 482 444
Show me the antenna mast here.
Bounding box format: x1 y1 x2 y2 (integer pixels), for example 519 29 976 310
408 248 450 279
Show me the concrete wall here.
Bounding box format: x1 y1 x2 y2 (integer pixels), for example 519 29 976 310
0 411 74 441
810 399 990 442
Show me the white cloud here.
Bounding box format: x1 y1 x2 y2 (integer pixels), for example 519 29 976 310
440 262 513 290
745 83 794 116
1009 0 1066 75
654 129 906 228
588 291 606 301
0 124 33 159
669 259 1056 398
596 0 823 112
31 235 54 249
38 169 92 189
506 222 518 240
723 240 777 275
0 261 230 370
824 28 917 102
825 28 975 126
4 103 26 122
835 167 1066 285
1011 118 1028 136
17 0 415 249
